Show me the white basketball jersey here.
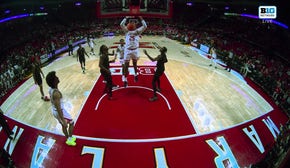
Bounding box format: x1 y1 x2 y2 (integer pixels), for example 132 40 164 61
125 32 140 49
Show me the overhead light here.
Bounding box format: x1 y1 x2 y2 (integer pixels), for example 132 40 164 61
75 2 82 6
5 10 11 14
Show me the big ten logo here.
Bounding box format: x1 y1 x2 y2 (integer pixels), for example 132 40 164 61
259 6 277 19
139 67 155 75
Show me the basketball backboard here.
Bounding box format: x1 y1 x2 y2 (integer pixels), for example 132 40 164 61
96 0 173 18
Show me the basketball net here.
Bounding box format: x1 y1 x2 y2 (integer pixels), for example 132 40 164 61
130 5 140 15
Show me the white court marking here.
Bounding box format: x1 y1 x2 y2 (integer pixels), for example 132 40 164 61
95 86 172 110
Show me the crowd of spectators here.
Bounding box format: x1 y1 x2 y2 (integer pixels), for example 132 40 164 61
252 120 290 168
0 3 289 166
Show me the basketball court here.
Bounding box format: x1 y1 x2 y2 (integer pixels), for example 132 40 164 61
0 1 289 167
0 35 288 167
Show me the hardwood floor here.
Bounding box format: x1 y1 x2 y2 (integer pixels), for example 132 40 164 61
1 36 273 135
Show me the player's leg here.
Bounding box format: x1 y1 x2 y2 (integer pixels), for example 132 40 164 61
0 114 14 139
132 59 139 82
149 74 158 102
36 77 45 100
68 121 75 139
39 84 45 99
68 122 76 143
156 77 161 92
155 71 163 92
123 61 130 87
101 71 108 93
61 122 69 139
123 50 135 87
132 50 140 82
0 148 15 167
62 111 77 146
91 47 94 54
83 59 86 72
80 59 85 73
106 75 113 99
121 64 125 77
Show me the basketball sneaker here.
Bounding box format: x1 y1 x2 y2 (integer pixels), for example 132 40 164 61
149 96 158 102
66 139 76 146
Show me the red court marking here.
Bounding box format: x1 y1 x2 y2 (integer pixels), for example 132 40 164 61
74 66 195 139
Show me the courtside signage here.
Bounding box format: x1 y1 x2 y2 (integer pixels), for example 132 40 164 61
259 6 277 19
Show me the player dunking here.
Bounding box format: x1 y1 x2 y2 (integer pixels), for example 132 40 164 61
120 16 147 87
143 47 168 102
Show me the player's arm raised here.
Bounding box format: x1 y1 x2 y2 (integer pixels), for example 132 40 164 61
137 16 147 34
120 17 129 32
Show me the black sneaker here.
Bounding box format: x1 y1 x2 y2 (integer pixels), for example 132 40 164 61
149 96 158 102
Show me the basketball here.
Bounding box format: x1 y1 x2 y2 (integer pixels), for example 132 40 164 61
127 23 136 31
